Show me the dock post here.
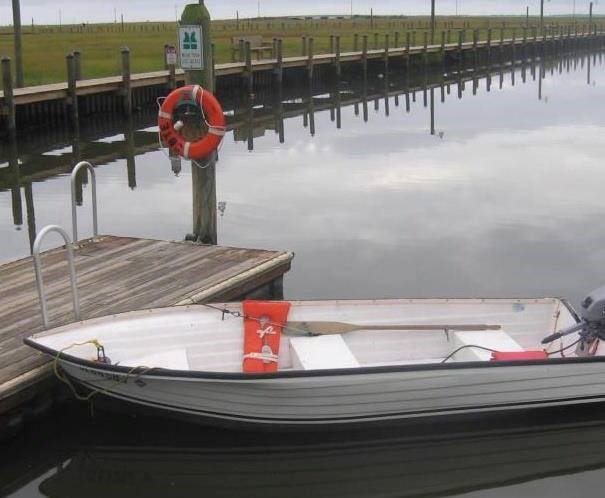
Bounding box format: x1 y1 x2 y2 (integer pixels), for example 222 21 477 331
66 53 79 126
487 28 492 62
374 32 379 50
302 36 307 56
522 27 528 61
181 1 217 245
512 28 517 61
238 39 245 62
335 35 341 78
329 34 335 54
245 41 253 93
74 50 82 80
472 29 478 67
11 0 24 88
362 35 368 81
354 33 359 51
423 31 428 67
394 31 400 48
274 38 283 85
307 37 314 82
384 33 389 73
1 57 16 142
405 32 411 72
441 30 446 65
457 30 463 72
120 47 132 115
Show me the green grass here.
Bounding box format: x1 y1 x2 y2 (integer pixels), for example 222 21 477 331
0 16 600 86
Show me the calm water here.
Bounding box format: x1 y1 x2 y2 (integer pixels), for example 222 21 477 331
2 51 605 496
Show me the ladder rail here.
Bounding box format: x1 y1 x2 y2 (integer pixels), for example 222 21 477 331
32 225 81 329
71 161 98 243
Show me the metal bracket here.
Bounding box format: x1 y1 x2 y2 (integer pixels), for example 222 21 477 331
33 225 81 329
71 161 98 243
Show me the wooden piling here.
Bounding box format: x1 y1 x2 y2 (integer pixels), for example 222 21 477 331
301 36 307 56
274 38 283 85
74 50 82 80
66 53 79 126
238 39 245 62
121 47 131 114
245 41 253 93
384 33 389 72
354 33 359 51
307 37 314 82
423 32 428 66
362 35 368 81
1 57 16 142
335 35 341 78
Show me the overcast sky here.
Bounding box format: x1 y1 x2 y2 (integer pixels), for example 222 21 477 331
1 1 599 25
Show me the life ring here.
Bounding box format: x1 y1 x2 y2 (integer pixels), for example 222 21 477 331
158 85 226 160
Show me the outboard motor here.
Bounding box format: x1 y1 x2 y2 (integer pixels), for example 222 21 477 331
542 286 605 355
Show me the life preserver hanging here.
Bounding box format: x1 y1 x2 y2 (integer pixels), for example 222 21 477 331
158 85 226 160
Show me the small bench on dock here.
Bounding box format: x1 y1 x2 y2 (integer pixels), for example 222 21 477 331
0 235 293 418
231 35 275 61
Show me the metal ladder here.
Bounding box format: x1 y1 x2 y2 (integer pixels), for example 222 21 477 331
32 161 99 329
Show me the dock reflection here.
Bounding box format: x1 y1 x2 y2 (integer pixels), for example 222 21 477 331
0 48 602 251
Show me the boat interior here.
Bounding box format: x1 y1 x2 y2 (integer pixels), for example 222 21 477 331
29 298 590 373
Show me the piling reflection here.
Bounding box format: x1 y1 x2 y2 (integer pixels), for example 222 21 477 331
0 47 603 257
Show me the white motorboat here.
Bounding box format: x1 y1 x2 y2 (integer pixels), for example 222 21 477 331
23 287 605 429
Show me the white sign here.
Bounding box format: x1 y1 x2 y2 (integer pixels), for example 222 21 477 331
178 25 204 69
165 45 177 66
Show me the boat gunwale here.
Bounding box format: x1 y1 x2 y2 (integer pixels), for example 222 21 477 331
23 296 585 381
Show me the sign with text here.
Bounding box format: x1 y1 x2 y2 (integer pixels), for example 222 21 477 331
165 45 177 66
178 25 203 69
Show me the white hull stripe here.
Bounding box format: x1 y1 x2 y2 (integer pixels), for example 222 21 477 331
158 111 172 120
208 126 226 137
183 142 191 159
192 85 202 102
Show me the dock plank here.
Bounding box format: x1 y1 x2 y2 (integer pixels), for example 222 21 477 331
0 236 293 413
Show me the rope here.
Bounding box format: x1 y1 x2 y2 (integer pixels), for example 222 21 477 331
200 302 316 337
53 339 154 403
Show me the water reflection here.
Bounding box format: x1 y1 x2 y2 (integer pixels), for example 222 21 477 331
0 48 603 305
4 405 605 498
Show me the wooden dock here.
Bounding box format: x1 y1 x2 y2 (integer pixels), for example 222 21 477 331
2 31 603 107
0 235 293 418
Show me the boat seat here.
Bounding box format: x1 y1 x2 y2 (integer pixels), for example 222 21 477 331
289 335 360 370
452 330 523 362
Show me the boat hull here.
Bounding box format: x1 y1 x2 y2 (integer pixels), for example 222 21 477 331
60 357 605 429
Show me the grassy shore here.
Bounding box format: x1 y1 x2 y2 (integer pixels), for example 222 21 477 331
0 16 599 86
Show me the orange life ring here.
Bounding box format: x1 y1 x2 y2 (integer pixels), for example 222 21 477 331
158 85 226 160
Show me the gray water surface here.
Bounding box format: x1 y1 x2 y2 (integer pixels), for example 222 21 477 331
2 51 605 497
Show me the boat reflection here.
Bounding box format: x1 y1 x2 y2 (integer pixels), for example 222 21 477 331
29 408 605 498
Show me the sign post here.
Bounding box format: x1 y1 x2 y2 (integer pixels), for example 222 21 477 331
180 1 217 245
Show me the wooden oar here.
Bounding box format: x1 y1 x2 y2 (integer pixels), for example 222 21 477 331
283 321 501 336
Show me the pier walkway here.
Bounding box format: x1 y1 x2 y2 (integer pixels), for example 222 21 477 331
2 31 603 106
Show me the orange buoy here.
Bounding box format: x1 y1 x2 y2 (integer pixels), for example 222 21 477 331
158 84 226 160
